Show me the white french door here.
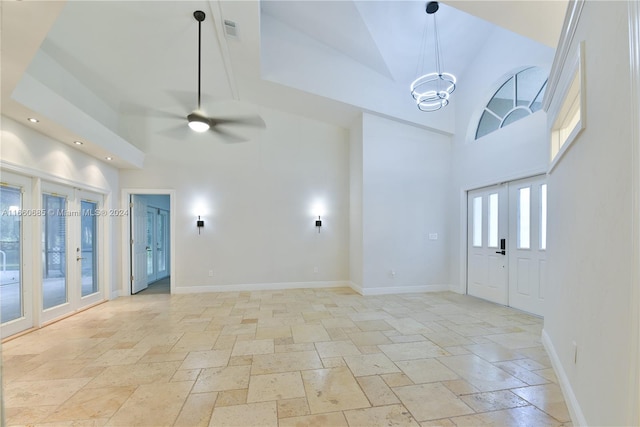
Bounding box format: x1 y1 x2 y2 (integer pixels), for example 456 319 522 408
467 183 509 305
131 195 148 294
0 172 34 338
467 175 547 316
41 183 104 323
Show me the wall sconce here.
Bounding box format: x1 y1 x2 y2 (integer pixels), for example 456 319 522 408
197 216 204 234
315 216 322 233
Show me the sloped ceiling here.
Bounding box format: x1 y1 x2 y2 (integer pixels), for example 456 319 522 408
1 0 565 168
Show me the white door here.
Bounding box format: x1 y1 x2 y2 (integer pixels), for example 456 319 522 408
77 190 104 308
146 207 157 284
131 195 148 293
467 176 547 316
156 209 169 279
508 176 547 315
467 184 509 305
0 172 34 338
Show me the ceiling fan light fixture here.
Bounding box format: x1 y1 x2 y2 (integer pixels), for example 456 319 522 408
188 112 210 132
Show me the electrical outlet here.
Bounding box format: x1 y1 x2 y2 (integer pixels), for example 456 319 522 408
429 233 438 240
313 266 318 273
390 269 396 277
208 270 214 277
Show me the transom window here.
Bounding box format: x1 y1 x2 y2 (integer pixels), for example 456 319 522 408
476 67 548 140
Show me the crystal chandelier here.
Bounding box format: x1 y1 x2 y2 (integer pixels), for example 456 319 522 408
410 1 456 112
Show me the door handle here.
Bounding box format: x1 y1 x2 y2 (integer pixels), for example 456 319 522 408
495 250 506 255
76 256 85 261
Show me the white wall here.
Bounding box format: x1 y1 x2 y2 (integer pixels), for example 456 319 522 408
0 115 120 298
358 113 451 293
349 115 364 287
119 106 350 291
448 27 554 292
544 2 639 425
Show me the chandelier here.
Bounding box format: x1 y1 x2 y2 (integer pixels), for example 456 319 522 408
410 1 456 112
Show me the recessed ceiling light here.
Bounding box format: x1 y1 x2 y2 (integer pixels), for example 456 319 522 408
105 156 113 161
27 117 39 123
74 141 83 145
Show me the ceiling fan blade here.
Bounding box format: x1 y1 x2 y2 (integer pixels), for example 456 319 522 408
120 101 185 121
209 125 248 143
211 114 266 128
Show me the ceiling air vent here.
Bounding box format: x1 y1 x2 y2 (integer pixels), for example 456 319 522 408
224 20 238 38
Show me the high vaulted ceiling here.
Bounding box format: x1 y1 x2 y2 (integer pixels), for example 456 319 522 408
1 1 566 168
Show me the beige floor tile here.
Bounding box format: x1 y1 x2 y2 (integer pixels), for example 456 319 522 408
535 368 560 384
396 359 459 384
5 377 92 407
379 341 448 361
174 392 218 427
348 331 392 346
512 384 572 422
291 324 331 343
46 386 136 422
357 375 400 405
84 361 182 388
315 340 361 358
215 389 248 407
464 342 523 363
251 351 323 375
389 334 428 343
322 357 348 368
279 411 348 427
178 349 231 370
277 397 310 418
5 405 59 425
321 317 358 329
247 371 305 402
354 319 395 331
494 360 550 385
344 353 400 376
106 381 192 426
449 405 562 426
171 368 201 382
394 383 474 422
231 339 274 356
486 332 542 349
139 351 188 364
344 404 421 427
193 365 251 392
255 326 291 340
379 373 413 388
460 390 530 412
438 354 526 392
441 379 479 396
209 401 278 427
171 331 219 352
302 367 370 414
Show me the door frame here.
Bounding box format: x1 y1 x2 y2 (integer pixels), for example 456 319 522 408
120 189 175 296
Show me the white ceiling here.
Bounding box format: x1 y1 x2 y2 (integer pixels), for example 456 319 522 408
1 0 566 168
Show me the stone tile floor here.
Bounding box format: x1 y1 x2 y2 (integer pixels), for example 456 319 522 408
1 288 571 426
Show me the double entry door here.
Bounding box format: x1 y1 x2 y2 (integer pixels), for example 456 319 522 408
467 175 547 316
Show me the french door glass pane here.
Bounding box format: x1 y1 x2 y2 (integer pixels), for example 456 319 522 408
146 211 154 276
1 185 22 323
81 200 98 296
43 194 67 309
157 210 167 275
473 197 482 247
488 193 499 248
518 187 531 249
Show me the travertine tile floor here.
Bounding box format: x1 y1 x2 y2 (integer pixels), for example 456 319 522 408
1 288 572 426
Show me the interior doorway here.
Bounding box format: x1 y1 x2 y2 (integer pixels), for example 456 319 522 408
466 175 547 316
123 190 174 295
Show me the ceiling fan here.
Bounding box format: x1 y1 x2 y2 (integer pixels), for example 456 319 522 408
184 10 265 138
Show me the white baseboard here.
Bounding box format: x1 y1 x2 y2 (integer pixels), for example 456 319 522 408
541 329 586 426
110 289 123 299
349 282 449 296
172 280 350 294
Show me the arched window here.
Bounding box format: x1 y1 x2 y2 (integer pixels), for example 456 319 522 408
475 67 548 140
